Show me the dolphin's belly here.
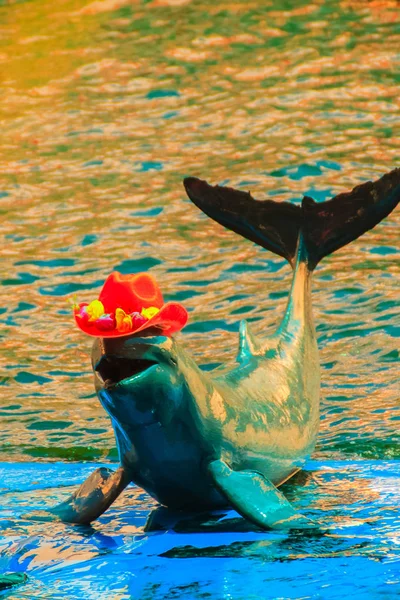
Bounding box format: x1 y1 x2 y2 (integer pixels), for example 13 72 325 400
122 421 227 509
98 386 227 509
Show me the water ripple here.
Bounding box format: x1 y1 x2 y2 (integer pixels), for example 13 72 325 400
0 0 398 464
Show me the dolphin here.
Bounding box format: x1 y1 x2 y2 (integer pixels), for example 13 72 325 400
52 168 400 530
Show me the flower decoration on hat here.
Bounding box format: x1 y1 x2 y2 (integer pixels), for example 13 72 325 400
73 271 188 338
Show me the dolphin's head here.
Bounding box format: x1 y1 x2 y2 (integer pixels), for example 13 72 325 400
91 333 188 431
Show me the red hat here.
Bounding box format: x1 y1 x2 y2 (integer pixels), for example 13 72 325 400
73 271 188 338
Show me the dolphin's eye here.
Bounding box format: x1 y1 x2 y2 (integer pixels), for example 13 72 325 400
95 355 157 387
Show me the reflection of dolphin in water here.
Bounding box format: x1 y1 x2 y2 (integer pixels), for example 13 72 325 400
53 168 400 530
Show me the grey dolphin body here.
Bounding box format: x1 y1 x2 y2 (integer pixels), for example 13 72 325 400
52 168 400 529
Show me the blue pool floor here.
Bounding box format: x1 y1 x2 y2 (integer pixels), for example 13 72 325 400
0 460 399 599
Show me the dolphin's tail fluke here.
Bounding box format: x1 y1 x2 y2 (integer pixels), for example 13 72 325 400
183 169 400 270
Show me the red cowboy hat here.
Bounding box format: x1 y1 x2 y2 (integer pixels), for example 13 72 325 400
73 271 188 338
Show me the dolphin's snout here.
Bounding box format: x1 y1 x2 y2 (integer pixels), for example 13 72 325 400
92 335 177 392
95 355 157 388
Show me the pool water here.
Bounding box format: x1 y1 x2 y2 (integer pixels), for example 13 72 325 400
0 460 399 599
0 0 399 597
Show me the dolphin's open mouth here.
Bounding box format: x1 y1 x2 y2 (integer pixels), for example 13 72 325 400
95 355 157 388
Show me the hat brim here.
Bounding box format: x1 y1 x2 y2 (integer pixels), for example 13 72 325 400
74 302 188 338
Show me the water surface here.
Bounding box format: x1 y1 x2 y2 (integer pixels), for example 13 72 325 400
0 460 399 599
0 0 399 463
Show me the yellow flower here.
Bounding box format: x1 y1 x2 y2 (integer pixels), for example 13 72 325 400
115 308 133 333
141 306 160 320
87 300 105 322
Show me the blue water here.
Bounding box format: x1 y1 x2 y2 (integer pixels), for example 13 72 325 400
0 461 399 599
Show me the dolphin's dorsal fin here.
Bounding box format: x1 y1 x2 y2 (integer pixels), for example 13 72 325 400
237 320 259 362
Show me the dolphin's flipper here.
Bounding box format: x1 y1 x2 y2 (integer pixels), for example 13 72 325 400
0 573 28 591
208 460 314 530
50 466 131 524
